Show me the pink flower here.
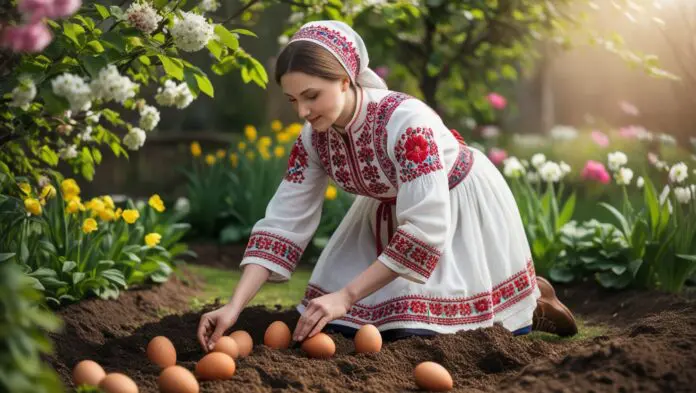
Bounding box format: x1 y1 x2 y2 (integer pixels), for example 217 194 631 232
591 130 609 148
1 22 53 53
48 0 82 18
486 93 507 110
619 100 639 116
619 126 639 139
487 148 508 166
18 0 53 20
374 66 389 79
647 152 658 165
581 160 610 184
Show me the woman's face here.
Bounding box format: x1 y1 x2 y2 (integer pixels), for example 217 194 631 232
281 71 347 132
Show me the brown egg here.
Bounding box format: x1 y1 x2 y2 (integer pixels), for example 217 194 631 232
213 336 239 359
264 321 291 349
354 324 382 353
301 333 336 359
195 352 236 380
158 365 199 393
414 361 453 392
72 359 106 386
98 373 139 393
230 330 253 357
147 336 176 368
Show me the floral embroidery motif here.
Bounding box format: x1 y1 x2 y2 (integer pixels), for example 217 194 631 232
244 231 303 272
285 135 309 183
394 127 444 183
383 229 441 279
447 144 474 189
302 259 537 327
372 92 411 187
291 25 360 80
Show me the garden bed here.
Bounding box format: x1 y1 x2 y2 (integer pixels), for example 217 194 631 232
48 269 696 393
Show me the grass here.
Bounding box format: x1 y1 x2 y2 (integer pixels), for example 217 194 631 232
184 264 311 311
523 317 609 343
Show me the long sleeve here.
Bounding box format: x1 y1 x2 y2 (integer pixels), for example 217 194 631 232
377 105 451 284
240 127 328 282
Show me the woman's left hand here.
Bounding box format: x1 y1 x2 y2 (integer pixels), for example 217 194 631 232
293 289 353 342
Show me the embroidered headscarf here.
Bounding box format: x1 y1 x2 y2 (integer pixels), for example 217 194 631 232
287 20 388 90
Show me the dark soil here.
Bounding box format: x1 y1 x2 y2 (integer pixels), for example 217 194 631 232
48 268 696 392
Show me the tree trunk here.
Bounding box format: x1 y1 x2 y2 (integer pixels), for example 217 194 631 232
420 76 440 112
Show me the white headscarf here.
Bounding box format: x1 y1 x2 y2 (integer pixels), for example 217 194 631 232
287 20 388 90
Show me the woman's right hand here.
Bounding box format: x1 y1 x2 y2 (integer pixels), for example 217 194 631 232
197 304 239 352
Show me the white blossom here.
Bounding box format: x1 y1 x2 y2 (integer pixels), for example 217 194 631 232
90 65 138 104
464 117 477 130
78 126 93 141
636 176 644 189
531 153 546 169
502 157 525 179
86 110 101 124
126 2 162 34
123 128 146 150
656 160 669 172
139 104 160 131
155 80 194 109
614 167 634 186
635 127 653 141
668 162 689 184
658 133 676 145
607 151 628 171
674 187 692 204
481 126 500 139
560 161 571 176
277 35 289 46
59 145 78 159
540 161 563 183
288 12 305 24
550 125 578 141
199 0 219 12
174 197 190 213
171 11 214 52
51 73 92 112
659 185 671 207
526 171 540 184
9 77 37 110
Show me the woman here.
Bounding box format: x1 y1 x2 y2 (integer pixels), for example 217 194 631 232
197 20 576 352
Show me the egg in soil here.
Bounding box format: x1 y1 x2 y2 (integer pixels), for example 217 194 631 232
301 332 336 359
72 359 106 386
230 330 253 357
213 336 239 359
196 352 236 380
354 324 382 353
413 361 453 392
264 320 291 349
147 336 176 368
158 365 199 393
98 373 139 393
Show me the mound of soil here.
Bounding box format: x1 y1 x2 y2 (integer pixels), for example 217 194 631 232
48 270 696 393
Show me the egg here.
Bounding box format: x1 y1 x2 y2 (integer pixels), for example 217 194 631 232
72 359 106 386
98 373 139 393
413 361 453 392
264 321 291 349
301 333 336 359
158 365 199 393
195 352 236 380
230 330 253 357
213 336 239 359
147 336 176 368
354 324 382 353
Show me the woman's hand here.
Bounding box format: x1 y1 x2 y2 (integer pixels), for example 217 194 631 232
197 304 239 352
293 289 353 342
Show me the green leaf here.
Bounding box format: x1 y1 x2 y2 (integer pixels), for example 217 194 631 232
231 28 257 37
62 261 77 273
220 225 243 243
63 22 86 46
207 39 224 60
194 73 214 97
470 9 485 20
599 202 631 238
95 4 110 19
40 87 70 115
39 146 59 166
549 266 575 283
0 253 15 262
557 192 576 230
212 56 236 75
86 40 105 53
158 55 184 81
500 64 518 80
101 269 127 287
214 25 240 50
101 31 127 53
81 55 108 79
109 5 126 20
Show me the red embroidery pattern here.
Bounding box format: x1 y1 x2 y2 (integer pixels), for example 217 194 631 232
383 229 441 279
301 259 537 327
244 231 303 272
291 25 360 80
394 127 444 183
285 135 309 183
447 144 475 189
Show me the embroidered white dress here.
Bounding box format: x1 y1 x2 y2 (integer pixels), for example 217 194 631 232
240 87 541 334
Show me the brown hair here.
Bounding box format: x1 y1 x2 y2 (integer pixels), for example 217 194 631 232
275 41 349 84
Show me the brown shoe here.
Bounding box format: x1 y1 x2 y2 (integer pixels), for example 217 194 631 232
532 277 578 337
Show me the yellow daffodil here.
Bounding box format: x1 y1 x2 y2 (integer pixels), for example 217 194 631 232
66 199 85 214
259 149 271 161
246 151 256 160
61 178 80 199
244 125 257 142
258 136 272 148
85 198 105 213
24 198 42 215
274 146 286 158
40 185 56 199
271 120 283 132
149 194 165 213
145 232 161 247
205 154 216 166
190 141 202 157
229 153 239 167
114 208 123 220
18 182 32 196
82 218 98 234
122 209 140 224
102 195 115 209
325 185 338 200
216 149 226 159
286 122 303 136
238 141 247 152
276 132 291 144
99 208 115 222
